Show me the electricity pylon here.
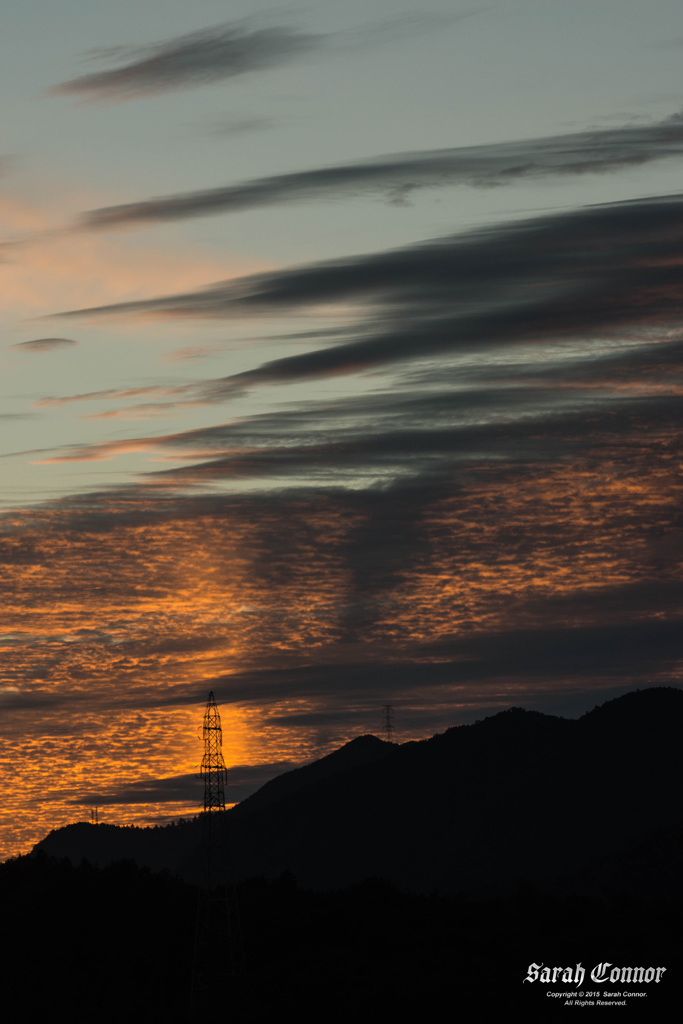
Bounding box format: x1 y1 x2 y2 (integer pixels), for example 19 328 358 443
200 690 228 880
383 704 395 744
191 691 245 1015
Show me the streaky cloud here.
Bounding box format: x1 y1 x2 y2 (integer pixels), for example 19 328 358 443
11 337 77 353
139 393 683 486
35 384 183 407
75 762 298 806
79 112 683 230
55 193 683 394
203 619 683 706
51 22 321 101
50 11 479 104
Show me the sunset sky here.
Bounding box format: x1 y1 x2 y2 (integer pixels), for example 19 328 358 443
1 0 682 859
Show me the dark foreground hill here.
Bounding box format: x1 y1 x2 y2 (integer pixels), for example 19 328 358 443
33 687 683 898
1 855 678 1022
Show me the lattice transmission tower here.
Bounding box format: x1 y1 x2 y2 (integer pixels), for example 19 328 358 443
191 691 245 1016
383 704 395 745
200 689 229 866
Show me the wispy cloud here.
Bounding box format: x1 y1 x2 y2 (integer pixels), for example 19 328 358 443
57 192 683 397
50 12 479 104
78 112 683 230
75 761 298 806
35 385 187 408
51 22 322 102
10 337 77 353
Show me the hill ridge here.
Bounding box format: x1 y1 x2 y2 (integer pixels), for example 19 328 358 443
31 686 683 897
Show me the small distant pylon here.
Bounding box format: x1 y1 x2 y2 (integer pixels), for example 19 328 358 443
383 704 395 744
90 806 99 825
191 691 245 1016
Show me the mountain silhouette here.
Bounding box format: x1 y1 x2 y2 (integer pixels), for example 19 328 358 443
235 732 394 814
33 687 683 897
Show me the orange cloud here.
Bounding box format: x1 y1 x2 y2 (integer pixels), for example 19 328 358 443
1 416 679 862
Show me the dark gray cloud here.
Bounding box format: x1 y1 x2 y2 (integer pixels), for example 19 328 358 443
30 185 683 690
15 190 682 747
37 187 683 640
3 406 678 741
75 762 298 805
32 337 681 488
203 616 682 713
11 337 77 353
79 112 683 230
130 392 678 490
58 192 683 397
51 11 478 104
51 22 321 101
